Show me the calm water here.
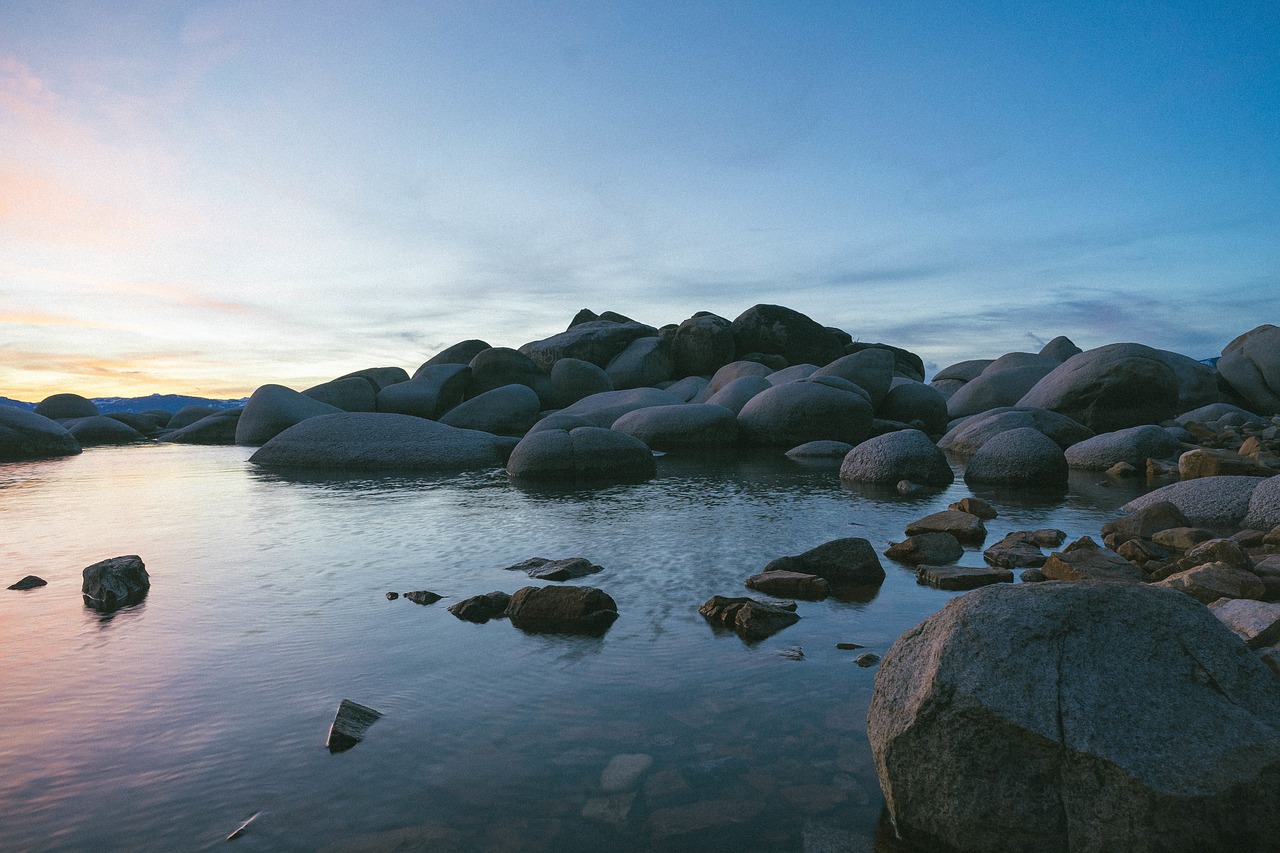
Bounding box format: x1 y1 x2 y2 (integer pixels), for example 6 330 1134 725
0 444 1153 852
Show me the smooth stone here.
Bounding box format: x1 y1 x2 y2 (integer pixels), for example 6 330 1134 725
839 428 952 486
558 387 684 428
235 384 343 446
702 374 773 414
1218 324 1280 414
447 591 511 623
162 410 240 445
884 533 964 566
81 555 150 611
0 405 82 462
949 497 998 519
904 510 986 544
737 378 874 447
785 440 855 461
1208 598 1280 649
916 564 1014 590
939 406 1093 457
65 416 146 447
600 753 653 793
416 340 490 371
1179 448 1275 479
744 570 830 600
302 376 377 412
671 311 735 377
549 358 613 409
467 347 553 406
854 653 881 668
34 393 98 419
810 348 895 407
606 336 673 390
519 319 659 372
1016 342 1181 432
403 590 442 605
505 585 619 635
438 383 541 436
8 575 47 590
1064 424 1184 470
377 364 471 419
963 427 1068 488
879 380 949 435
336 366 411 390
506 426 655 482
695 361 774 402
730 304 844 367
946 364 1057 420
611 404 738 450
762 538 885 587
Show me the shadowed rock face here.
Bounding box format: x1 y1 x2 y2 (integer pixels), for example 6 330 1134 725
730 304 845 367
82 555 150 612
519 320 659 372
34 393 98 420
505 585 619 635
0 405 82 462
1016 343 1180 432
1218 324 1280 415
869 582 1280 853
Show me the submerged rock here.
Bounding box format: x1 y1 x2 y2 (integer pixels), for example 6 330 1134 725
744 570 830 600
8 575 47 590
505 585 619 635
503 557 603 581
698 595 800 642
81 555 150 611
403 590 443 605
326 699 382 753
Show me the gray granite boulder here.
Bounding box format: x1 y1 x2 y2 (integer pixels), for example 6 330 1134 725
105 412 163 434
506 426 655 482
730 304 845 367
879 380 949 435
744 570 830 600
766 363 818 385
737 378 873 446
1176 402 1268 427
868 582 1280 853
702 374 772 415
811 348 894 407
1122 476 1266 529
0 405 82 461
438 384 541 436
839 429 953 486
845 342 926 382
606 336 674 390
34 393 98 420
761 537 885 587
336 366 410 390
964 427 1068 488
939 407 1093 457
1064 424 1184 470
167 405 224 430
377 364 471 419
1218 324 1280 414
611 404 738 450
1016 343 1180 432
550 358 613 409
1157 349 1223 412
302 376 377 412
236 384 343 446
559 388 684 428
416 340 491 371
163 409 240 444
1243 475 1280 531
467 347 553 405
1040 536 1143 583
660 375 708 402
249 412 506 471
671 312 735 377
946 365 1058 419
66 416 146 446
506 585 619 635
519 319 659 372
784 440 855 461
694 361 775 402
884 532 964 565
82 555 149 611
1038 335 1082 361
932 358 993 384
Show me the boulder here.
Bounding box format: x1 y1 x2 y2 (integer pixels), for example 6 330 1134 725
844 341 926 382
611 404 738 450
878 381 949 435
1040 536 1143 583
884 532 964 566
671 312 735 377
81 555 150 611
1218 324 1280 414
810 348 894 407
336 366 411 390
326 699 382 753
65 416 146 446
765 363 818 385
702 374 772 415
1243 476 1280 530
104 412 163 434
946 365 1059 420
519 320 659 372
963 427 1068 488
417 340 491 370
1101 500 1190 547
1063 424 1183 470
1153 562 1266 603
1157 349 1223 412
939 407 1093 457
660 375 708 402
1179 448 1275 479
784 440 854 461
983 531 1059 569
503 557 602 582
1122 476 1265 529
506 426 655 482
730 304 845 367
558 388 684 428
34 393 98 420
762 538 885 587
916 564 1013 590
931 359 993 393
249 412 506 472
838 429 952 486
235 384 343 446
447 591 511 623
698 595 799 642
1016 343 1180 432
8 575 47 590
0 405 82 462
1038 335 1082 361
905 510 986 544
163 410 240 444
950 497 998 519
605 336 674 390
467 347 553 405
550 358 613 409
737 378 873 447
1208 598 1280 649
695 361 775 402
438 384 541 436
167 405 224 429
377 364 471 419
868 582 1280 853
302 376 378 412
744 570 830 600
1176 403 1267 427
505 585 619 635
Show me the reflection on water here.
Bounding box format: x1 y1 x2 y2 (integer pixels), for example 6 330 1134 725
0 444 1155 851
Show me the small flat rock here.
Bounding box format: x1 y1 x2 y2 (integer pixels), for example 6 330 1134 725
949 497 998 519
601 753 654 793
698 595 800 642
648 798 764 840
326 699 382 753
403 590 443 605
447 591 511 623
1154 561 1266 604
8 575 47 591
916 564 1015 590
835 642 864 650
744 569 830 600
983 531 1052 568
385 591 399 600
1208 599 1280 649
526 558 602 581
905 510 987 544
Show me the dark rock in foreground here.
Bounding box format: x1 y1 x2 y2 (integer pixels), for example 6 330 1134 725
8 575 47 590
81 555 150 611
699 595 800 642
868 582 1280 852
35 393 98 420
762 538 885 587
505 585 619 635
0 405 82 462
326 699 382 753
448 591 511 623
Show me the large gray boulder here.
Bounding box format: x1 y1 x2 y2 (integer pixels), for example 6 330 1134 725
467 347 552 405
559 388 684 428
376 364 471 419
762 537 885 586
1218 324 1280 414
839 429 953 486
550 358 613 409
236 384 343 446
34 393 98 420
1243 475 1280 530
671 312 735 377
0 405 81 461
1157 349 1223 411
605 336 674 390
1016 343 1180 432
1122 475 1266 529
519 319 659 372
660 375 708 402
868 582 1280 852
302 376 378 412
506 426 655 482
963 427 1067 487
845 342 926 382
167 405 224 430
694 360 775 402
730 304 845 367
163 410 240 444
737 377 873 446
810 348 894 407
879 380 949 435
438 384 540 436
1038 335 1082 361
701 374 772 414
82 555 150 611
939 407 1094 457
946 365 1058 419
249 412 506 471
335 366 410 390
611 404 738 450
1064 424 1185 470
1176 403 1267 427
65 416 146 447
416 339 490 371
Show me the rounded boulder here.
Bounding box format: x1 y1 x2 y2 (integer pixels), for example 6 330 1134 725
964 427 1068 487
506 426 656 482
737 378 873 447
1016 343 1180 432
839 429 953 486
611 404 738 451
0 405 82 462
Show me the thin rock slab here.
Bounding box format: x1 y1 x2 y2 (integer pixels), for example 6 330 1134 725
505 585 619 636
1040 537 1143 583
698 595 800 642
503 556 603 582
447 591 511 623
326 699 382 753
1208 598 1280 649
904 510 987 544
744 570 830 600
916 564 1014 591
81 555 150 612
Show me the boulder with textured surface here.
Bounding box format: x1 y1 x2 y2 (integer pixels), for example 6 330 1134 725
868 582 1280 853
34 393 98 420
506 585 619 635
737 377 873 447
963 426 1068 488
1179 448 1275 479
302 376 378 412
1064 424 1184 470
1016 343 1180 432
1208 598 1280 649
1122 475 1265 529
744 570 830 600
696 360 775 401
1101 500 1190 547
671 312 735 377
1153 562 1266 603
885 532 964 566
946 364 1058 420
1243 475 1280 530
506 426 655 482
699 595 799 642
1040 536 1142 583
236 384 343 446
939 407 1093 456
250 412 506 472
377 364 472 419
82 555 150 611
879 380 949 435
982 531 1061 569
839 429 952 486
762 538 885 587
1218 324 1280 415
611 404 738 450
905 510 986 544
606 336 674 390
784 439 854 461
730 304 844 367
0 405 82 462
467 347 553 405
810 348 895 407
439 384 540 436
550 358 613 409
65 416 146 447
520 320 659 372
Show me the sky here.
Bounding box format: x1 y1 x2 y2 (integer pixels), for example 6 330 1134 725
2 1 1278 399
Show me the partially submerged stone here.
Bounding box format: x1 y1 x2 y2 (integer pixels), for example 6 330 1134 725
507 426 656 483
838 428 952 486
0 405 81 462
904 510 986 544
884 532 964 566
326 699 382 753
761 538 885 587
916 564 1014 590
503 557 602 582
1179 448 1275 479
7 575 47 591
698 595 799 642
1152 562 1265 604
949 497 997 519
1040 537 1142 583
983 531 1061 569
505 585 619 635
447 591 511 623
744 570 830 600
81 555 150 611
403 590 443 605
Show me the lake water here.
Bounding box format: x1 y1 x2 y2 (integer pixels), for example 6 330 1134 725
0 444 1154 852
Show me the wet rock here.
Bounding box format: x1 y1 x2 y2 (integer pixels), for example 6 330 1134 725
81 555 150 611
939 406 1093 457
8 575 47 590
385 591 399 600
905 510 986 544
885 532 964 566
785 440 855 461
326 699 382 753
1208 599 1280 649
0 405 82 462
506 426 655 482
1152 562 1265 603
403 590 442 605
698 595 800 641
963 427 1068 488
854 653 881 668
983 531 1058 569
744 570 830 600
1179 448 1275 479
1040 536 1142 583
949 497 997 519
503 557 602 582
868 582 1280 852
601 753 653 793
838 428 953 486
506 585 619 635
762 538 885 587
302 376 378 412
447 591 511 623
917 564 1014 590
946 364 1058 419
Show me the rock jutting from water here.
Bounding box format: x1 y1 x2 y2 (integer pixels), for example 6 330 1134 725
81 555 150 612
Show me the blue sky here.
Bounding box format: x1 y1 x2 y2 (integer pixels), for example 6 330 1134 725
2 1 1277 398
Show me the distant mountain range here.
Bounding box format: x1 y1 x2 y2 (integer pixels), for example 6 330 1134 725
1 394 248 414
